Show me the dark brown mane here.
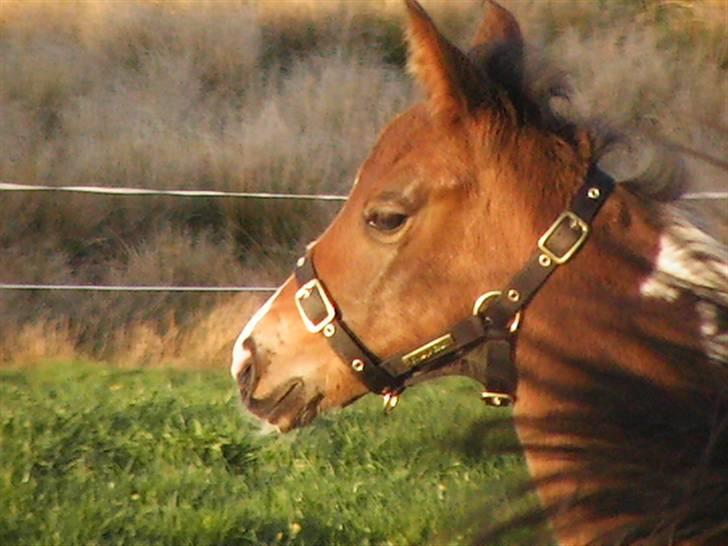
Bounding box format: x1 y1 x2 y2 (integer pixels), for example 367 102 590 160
514 54 687 208
507 31 723 211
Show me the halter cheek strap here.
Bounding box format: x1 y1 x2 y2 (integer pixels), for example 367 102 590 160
294 262 402 395
293 167 614 410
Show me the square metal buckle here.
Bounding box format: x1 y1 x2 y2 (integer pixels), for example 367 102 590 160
295 279 336 333
537 211 590 265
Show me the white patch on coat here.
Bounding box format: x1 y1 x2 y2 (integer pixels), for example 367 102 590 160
640 211 728 364
641 221 727 300
640 235 689 302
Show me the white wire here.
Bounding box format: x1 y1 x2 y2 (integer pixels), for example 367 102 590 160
0 283 276 293
681 191 728 200
0 181 348 201
0 181 725 201
0 181 302 294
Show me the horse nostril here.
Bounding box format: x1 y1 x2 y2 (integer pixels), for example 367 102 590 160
235 337 258 400
242 336 255 354
238 364 255 400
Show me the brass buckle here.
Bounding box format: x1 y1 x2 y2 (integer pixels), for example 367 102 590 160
295 279 336 333
473 291 521 333
537 211 590 265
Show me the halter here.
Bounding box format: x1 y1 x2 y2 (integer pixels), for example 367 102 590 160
294 167 615 411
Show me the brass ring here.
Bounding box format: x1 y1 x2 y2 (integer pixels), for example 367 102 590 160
473 290 522 333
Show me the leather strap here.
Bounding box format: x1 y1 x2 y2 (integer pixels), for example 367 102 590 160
294 255 403 394
380 316 486 376
483 167 614 329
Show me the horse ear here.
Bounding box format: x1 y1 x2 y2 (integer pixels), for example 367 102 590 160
469 0 524 93
404 0 486 121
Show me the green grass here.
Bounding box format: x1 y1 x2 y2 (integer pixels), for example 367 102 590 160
0 363 537 546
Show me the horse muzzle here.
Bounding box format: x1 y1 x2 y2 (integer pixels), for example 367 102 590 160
233 338 325 432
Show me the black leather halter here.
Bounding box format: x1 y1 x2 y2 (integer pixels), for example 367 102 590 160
293 167 615 410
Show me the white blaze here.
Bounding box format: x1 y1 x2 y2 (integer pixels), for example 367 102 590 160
230 286 283 380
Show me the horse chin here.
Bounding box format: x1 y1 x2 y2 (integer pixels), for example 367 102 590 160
241 379 325 433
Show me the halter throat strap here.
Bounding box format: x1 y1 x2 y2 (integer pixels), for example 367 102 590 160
293 167 615 406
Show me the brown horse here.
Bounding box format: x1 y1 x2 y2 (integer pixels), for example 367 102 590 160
231 1 728 544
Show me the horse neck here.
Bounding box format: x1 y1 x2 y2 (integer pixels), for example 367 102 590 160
470 119 708 395
515 187 708 402
509 188 723 545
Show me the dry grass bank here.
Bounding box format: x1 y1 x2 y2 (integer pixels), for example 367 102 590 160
0 0 725 367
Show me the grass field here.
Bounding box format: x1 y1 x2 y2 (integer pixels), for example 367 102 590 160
0 363 537 546
1 1 724 543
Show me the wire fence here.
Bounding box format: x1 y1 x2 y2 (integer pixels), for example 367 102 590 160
1 179 725 293
0 283 276 293
0 180 347 293
682 191 728 200
2 180 725 201
0 181 348 201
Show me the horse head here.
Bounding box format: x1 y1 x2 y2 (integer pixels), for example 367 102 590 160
230 0 595 432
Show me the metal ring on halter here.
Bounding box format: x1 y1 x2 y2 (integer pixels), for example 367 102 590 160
473 290 522 333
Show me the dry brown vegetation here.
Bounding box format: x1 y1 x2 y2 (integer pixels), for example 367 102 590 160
0 0 725 367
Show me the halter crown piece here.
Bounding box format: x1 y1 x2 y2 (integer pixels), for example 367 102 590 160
294 168 615 412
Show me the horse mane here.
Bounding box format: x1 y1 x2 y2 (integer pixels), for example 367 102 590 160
514 37 728 211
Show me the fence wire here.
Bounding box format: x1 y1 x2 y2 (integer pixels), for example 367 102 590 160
1 179 725 293
0 181 348 201
2 181 725 201
0 283 276 292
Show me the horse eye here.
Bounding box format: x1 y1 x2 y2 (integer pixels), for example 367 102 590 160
365 210 408 232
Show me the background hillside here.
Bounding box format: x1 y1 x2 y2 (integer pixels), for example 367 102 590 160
0 0 725 367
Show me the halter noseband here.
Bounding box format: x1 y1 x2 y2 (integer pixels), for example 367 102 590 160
293 167 615 411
